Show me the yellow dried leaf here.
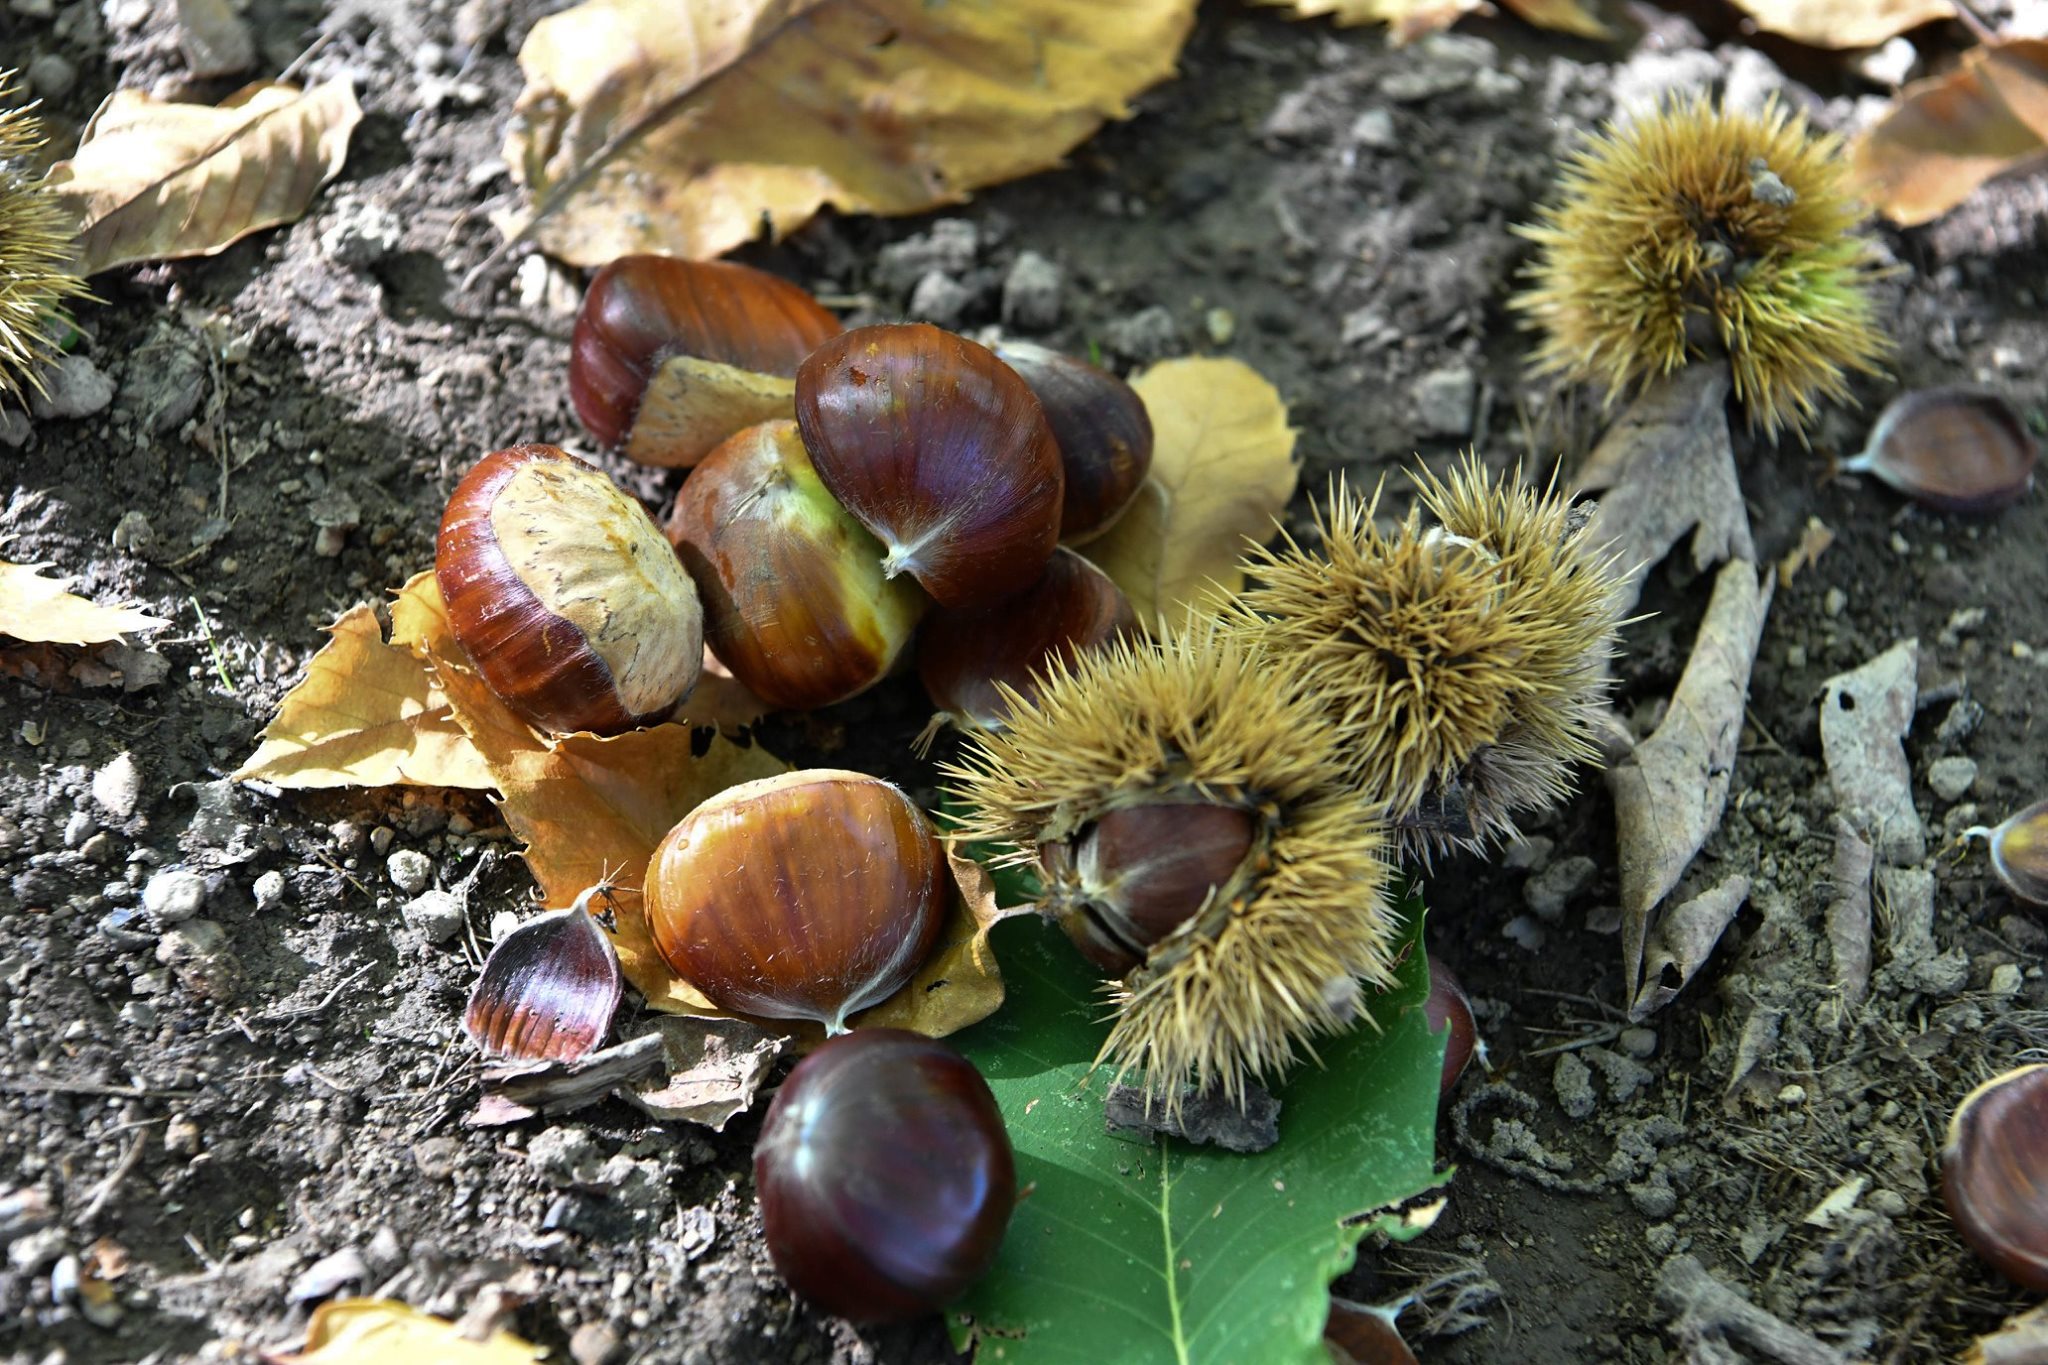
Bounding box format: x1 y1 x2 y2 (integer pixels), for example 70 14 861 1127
231 604 495 791
277 1298 544 1364
1085 358 1298 624
501 0 1198 264
1498 0 1611 39
0 562 166 645
1850 41 2048 226
47 80 361 275
1728 0 1950 49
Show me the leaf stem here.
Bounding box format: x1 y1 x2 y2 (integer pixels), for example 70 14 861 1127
1158 1145 1191 1365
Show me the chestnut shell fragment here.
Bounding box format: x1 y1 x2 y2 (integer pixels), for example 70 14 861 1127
795 323 1064 609
463 904 623 1063
754 1029 1016 1323
1942 1063 2048 1292
644 771 948 1032
1844 388 2037 514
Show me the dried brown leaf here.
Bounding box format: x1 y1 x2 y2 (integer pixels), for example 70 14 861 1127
1850 41 2048 228
1610 558 1773 1004
1577 362 1753 615
233 604 494 791
0 562 167 646
1085 357 1299 624
500 0 1198 264
1819 638 1924 864
1631 873 1750 1019
47 80 361 275
1727 0 1950 50
271 1298 544 1364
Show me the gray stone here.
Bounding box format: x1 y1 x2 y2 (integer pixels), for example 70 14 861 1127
62 809 96 849
1610 48 1720 118
387 849 432 896
1618 1026 1659 1060
1719 46 1789 117
906 270 974 329
1000 250 1063 330
28 355 115 421
1927 755 1977 802
142 868 207 923
320 200 402 268
1524 855 1598 921
1348 109 1397 150
402 890 467 945
1103 306 1182 364
252 869 288 911
1500 835 1554 873
0 407 29 447
874 219 979 293
1554 1052 1596 1120
528 1126 605 1188
156 919 240 1001
92 752 142 819
26 52 75 99
1412 365 1477 437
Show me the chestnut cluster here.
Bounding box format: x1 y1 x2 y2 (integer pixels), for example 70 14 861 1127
434 257 1150 739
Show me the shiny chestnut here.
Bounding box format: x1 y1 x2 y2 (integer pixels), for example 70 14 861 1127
666 420 926 712
644 771 948 1032
1039 801 1260 975
795 324 1064 609
570 256 843 468
1943 1063 2048 1292
917 547 1135 735
992 340 1154 543
754 1028 1016 1323
436 444 704 736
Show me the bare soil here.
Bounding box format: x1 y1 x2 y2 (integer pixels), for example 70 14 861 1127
5 2 2046 1362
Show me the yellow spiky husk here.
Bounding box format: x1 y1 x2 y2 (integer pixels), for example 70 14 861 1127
1511 94 1889 441
0 75 88 404
944 626 1398 1109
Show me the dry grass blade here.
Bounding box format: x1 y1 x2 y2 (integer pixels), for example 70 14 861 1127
47 80 362 275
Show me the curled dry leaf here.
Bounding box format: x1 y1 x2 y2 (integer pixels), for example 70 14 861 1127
47 80 362 276
0 562 167 646
1727 0 1949 50
269 1297 544 1364
1819 638 1924 865
231 603 494 791
1632 872 1750 1019
1609 558 1773 1006
1084 357 1299 625
500 0 1198 264
1850 39 2048 227
1251 0 1606 42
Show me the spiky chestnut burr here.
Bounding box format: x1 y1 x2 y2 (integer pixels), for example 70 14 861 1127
1223 460 1627 859
945 627 1398 1112
1512 94 1889 441
0 75 90 405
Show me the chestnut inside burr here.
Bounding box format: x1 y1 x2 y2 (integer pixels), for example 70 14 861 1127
1039 801 1260 975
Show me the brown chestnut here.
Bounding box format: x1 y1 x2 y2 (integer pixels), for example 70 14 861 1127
436 443 704 736
463 898 622 1063
794 323 1064 609
991 340 1154 543
754 1028 1016 1324
917 547 1136 737
1038 801 1260 976
570 256 843 469
1423 954 1476 1098
644 771 948 1032
1943 1063 2048 1292
666 420 926 712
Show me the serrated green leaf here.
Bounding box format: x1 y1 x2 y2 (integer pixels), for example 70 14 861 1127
947 893 1447 1365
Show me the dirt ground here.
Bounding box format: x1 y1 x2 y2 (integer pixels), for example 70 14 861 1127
5 1 2047 1361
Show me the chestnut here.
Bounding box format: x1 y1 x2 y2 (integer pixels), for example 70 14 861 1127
794 323 1064 609
992 340 1154 543
916 546 1136 736
1942 1063 2048 1292
436 443 704 736
1423 954 1476 1098
570 255 843 468
754 1028 1015 1324
666 420 926 712
644 771 948 1032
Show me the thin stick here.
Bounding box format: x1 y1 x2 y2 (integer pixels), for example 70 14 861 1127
81 1130 149 1221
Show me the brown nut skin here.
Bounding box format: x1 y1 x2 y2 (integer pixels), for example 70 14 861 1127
916 547 1136 732
992 340 1154 543
644 771 948 1033
1038 801 1259 976
1942 1062 2048 1292
666 420 926 712
754 1028 1016 1324
570 256 842 467
1423 954 1476 1098
795 323 1064 609
436 444 704 736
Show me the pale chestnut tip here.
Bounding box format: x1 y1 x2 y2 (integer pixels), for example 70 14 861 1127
435 443 704 737
1962 796 2048 905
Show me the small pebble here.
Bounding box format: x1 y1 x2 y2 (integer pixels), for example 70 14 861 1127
1411 365 1477 437
252 870 288 911
387 849 432 896
1349 108 1397 149
1823 588 1847 618
1500 835 1554 872
26 52 75 99
141 869 207 923
1102 306 1182 364
999 251 1062 331
1989 962 2024 997
91 752 143 819
1554 1052 1596 1120
369 825 396 856
1204 307 1235 348
1926 756 1977 802
1777 1083 1808 1106
1524 855 1598 922
1501 914 1546 952
403 890 467 945
28 355 115 421
1617 1026 1659 1060
63 809 97 849
907 270 974 329
1935 698 1984 746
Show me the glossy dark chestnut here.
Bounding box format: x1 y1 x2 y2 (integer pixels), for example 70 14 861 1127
916 547 1135 733
570 256 842 468
1423 954 1476 1097
666 420 926 712
435 443 704 736
1943 1063 2048 1292
795 324 1064 609
992 340 1155 543
1038 801 1259 975
644 771 948 1032
755 1029 1016 1323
